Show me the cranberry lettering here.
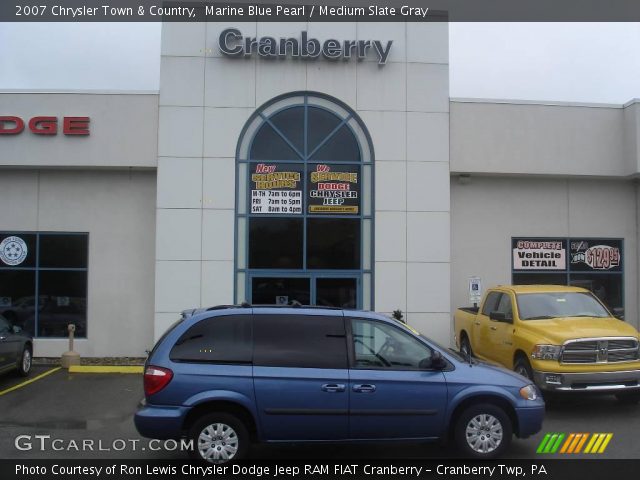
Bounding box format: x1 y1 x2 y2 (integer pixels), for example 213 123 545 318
0 116 90 136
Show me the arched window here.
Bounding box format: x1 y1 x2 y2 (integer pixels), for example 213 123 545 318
235 92 374 309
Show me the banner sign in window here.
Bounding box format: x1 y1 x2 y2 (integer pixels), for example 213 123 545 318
251 163 303 215
512 239 567 270
570 238 622 272
308 164 360 215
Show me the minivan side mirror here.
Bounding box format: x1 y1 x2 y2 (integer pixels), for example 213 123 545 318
489 311 512 323
419 351 447 370
12 325 22 334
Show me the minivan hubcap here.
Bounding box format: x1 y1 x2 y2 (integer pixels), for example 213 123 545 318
22 349 31 372
465 414 503 453
198 423 238 462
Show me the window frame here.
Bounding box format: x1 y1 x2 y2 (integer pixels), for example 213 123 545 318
0 231 89 338
234 92 375 309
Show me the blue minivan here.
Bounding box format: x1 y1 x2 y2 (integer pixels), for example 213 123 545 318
135 306 544 462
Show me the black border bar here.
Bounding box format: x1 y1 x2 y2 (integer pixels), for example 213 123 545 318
5 0 640 22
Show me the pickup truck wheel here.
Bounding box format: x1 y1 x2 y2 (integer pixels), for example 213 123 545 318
513 357 533 381
460 336 473 357
188 413 248 464
615 392 640 405
455 404 512 459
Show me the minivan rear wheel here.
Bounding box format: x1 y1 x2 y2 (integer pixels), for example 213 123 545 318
188 413 248 463
454 404 512 459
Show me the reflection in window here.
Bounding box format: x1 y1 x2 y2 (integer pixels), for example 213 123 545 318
307 218 360 269
0 233 88 338
249 218 303 269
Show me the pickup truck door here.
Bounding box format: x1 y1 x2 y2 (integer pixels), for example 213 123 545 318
473 291 501 360
487 293 516 367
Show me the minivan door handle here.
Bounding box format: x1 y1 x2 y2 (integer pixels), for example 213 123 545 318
353 384 377 393
321 383 346 393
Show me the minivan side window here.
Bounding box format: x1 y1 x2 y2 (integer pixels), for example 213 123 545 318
350 318 433 370
169 315 252 364
481 292 502 316
253 315 347 369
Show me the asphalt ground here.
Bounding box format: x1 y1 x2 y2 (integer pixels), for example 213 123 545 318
0 368 638 460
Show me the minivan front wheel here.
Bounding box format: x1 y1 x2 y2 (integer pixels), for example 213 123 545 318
455 404 512 459
189 413 248 463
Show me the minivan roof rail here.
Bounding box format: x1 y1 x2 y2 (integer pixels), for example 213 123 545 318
202 303 349 312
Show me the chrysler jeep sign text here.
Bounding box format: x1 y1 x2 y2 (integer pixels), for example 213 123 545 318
219 28 393 64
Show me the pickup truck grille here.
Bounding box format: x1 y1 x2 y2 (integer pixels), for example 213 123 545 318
561 338 639 364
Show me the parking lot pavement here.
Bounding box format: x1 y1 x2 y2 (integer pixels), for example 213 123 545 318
0 370 638 460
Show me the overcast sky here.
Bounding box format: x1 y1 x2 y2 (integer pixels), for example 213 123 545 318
1 22 640 104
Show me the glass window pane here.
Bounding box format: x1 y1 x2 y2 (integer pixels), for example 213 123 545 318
362 219 371 270
236 217 247 269
269 107 304 154
169 315 252 364
251 163 303 215
251 277 310 305
38 271 87 338
0 233 36 268
0 270 36 335
250 123 301 161
253 314 347 369
310 125 361 162
569 273 623 311
307 106 342 154
39 234 88 268
351 319 432 370
512 273 567 286
316 278 357 308
307 219 360 269
249 218 303 269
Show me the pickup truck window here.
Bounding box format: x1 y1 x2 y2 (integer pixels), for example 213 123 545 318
495 294 513 318
481 292 502 316
517 292 610 320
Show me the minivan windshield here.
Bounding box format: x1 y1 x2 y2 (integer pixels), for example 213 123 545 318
516 292 610 320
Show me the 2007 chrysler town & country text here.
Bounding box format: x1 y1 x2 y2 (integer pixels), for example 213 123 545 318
134 306 544 462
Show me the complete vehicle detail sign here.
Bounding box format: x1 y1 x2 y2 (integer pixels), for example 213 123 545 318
219 28 393 64
512 239 567 270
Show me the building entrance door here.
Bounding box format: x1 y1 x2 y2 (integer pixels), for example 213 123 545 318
249 275 358 308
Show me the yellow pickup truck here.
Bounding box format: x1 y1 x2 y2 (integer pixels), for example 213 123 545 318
454 285 640 403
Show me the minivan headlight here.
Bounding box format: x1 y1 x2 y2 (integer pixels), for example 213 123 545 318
531 344 562 360
519 384 538 401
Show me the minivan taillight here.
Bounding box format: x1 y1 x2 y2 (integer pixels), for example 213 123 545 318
144 366 173 396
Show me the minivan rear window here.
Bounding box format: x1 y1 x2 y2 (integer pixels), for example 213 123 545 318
170 315 252 364
253 315 347 369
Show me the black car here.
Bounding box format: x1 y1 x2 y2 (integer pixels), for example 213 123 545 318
0 314 32 377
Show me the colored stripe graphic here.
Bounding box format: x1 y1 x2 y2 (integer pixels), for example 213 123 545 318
538 433 613 454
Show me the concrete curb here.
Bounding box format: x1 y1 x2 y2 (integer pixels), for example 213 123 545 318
68 365 143 374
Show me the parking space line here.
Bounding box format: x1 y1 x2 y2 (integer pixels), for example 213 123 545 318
0 367 62 397
68 365 143 374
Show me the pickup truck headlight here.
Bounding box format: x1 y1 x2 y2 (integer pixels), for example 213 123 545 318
531 344 562 360
519 384 538 401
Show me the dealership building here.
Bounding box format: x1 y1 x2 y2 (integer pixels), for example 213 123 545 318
1 21 639 357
